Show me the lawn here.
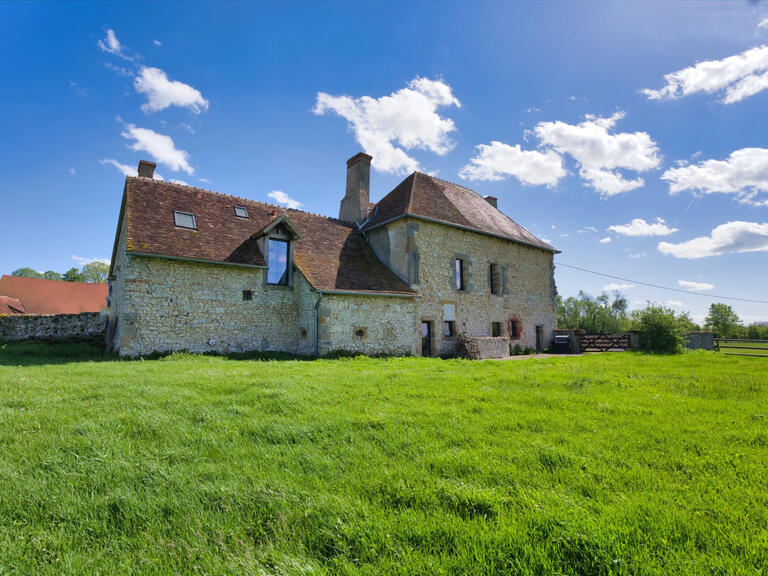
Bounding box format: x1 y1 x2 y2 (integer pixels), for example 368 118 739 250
0 342 766 575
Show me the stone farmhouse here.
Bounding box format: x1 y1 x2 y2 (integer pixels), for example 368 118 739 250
106 154 558 357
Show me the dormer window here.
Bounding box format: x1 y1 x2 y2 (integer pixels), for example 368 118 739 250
173 211 196 230
234 206 249 219
267 238 289 285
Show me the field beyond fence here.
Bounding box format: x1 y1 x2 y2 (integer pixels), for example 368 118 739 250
714 338 768 357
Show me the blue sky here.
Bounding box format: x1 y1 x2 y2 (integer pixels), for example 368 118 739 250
2 1 767 323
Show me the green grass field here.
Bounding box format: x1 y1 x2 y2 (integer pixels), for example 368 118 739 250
1 342 767 575
716 340 768 357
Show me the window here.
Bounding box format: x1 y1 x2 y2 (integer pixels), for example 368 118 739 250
242 289 253 301
509 319 521 339
455 258 465 290
267 238 289 285
489 263 500 295
443 320 455 338
173 211 196 229
234 206 249 218
492 322 502 337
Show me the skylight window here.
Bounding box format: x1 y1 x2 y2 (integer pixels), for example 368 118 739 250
173 211 196 230
234 206 249 218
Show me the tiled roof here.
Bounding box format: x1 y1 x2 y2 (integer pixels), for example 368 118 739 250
363 172 556 252
0 294 26 315
0 276 107 315
119 178 415 295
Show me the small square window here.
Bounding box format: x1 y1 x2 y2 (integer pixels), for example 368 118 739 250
234 206 249 218
173 211 196 230
492 322 502 337
443 320 455 338
242 290 253 301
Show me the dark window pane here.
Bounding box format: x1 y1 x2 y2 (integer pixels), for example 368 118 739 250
443 321 455 337
492 322 501 337
173 211 196 229
268 239 289 285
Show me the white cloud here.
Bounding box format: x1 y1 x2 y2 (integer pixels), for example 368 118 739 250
662 148 768 206
72 255 110 265
603 283 633 292
97 29 131 60
628 252 647 259
533 111 661 197
599 237 612 243
104 62 133 77
313 77 460 174
658 221 768 258
678 280 715 291
643 45 768 104
100 158 166 180
541 237 552 244
759 18 768 30
153 39 162 47
608 217 678 237
268 190 302 209
667 300 684 307
577 226 598 234
68 168 76 176
133 67 209 114
458 141 565 185
120 123 193 174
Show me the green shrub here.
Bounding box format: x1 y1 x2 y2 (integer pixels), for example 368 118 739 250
633 304 685 354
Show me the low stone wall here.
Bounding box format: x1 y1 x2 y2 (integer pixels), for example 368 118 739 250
685 331 714 350
459 336 509 360
0 312 105 341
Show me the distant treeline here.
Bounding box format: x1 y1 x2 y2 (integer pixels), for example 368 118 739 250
10 261 109 284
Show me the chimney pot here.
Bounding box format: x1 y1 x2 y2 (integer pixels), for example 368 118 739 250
339 152 372 223
483 195 498 209
137 160 157 179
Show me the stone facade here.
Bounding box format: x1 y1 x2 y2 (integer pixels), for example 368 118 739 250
109 215 557 358
0 312 104 341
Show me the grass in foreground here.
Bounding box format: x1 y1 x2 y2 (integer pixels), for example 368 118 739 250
0 342 767 575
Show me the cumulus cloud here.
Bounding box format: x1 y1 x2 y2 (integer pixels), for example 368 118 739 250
120 123 194 174
678 280 715 291
153 39 162 47
134 67 209 114
533 111 661 197
608 217 678 237
667 300 684 307
599 237 612 243
578 226 598 234
643 45 768 104
604 283 633 292
759 18 768 30
658 221 768 258
662 148 768 206
313 77 461 174
268 190 302 209
458 141 565 185
72 255 110 266
97 29 131 60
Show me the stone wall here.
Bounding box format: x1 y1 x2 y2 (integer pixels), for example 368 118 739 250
459 336 509 359
0 312 104 341
685 331 714 350
367 218 557 357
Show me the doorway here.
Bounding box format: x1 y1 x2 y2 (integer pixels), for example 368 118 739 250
535 325 544 353
421 321 433 357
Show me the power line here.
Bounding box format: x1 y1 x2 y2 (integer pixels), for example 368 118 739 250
555 261 768 305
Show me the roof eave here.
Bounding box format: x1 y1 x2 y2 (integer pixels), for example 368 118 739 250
127 251 269 269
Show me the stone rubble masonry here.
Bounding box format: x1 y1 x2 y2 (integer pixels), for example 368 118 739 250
0 312 104 341
460 336 509 360
685 331 714 350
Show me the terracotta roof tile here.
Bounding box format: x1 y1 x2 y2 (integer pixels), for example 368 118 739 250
363 172 555 252
0 294 26 315
0 276 107 315
121 178 415 295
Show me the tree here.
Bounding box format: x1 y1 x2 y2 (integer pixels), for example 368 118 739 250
705 303 742 338
632 304 685 354
556 290 630 333
11 267 43 279
41 270 62 281
80 261 109 283
676 311 701 332
62 267 86 282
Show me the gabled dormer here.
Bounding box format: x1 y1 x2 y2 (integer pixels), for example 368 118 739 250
255 214 302 287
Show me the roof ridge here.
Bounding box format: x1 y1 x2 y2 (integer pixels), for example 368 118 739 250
126 177 355 229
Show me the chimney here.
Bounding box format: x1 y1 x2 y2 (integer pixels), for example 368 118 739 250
339 152 373 223
137 160 157 179
483 195 498 209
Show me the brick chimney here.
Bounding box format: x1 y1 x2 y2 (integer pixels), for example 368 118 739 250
339 152 373 223
483 195 498 209
137 160 156 179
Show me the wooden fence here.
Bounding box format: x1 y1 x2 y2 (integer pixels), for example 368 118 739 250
714 338 768 358
578 332 631 353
